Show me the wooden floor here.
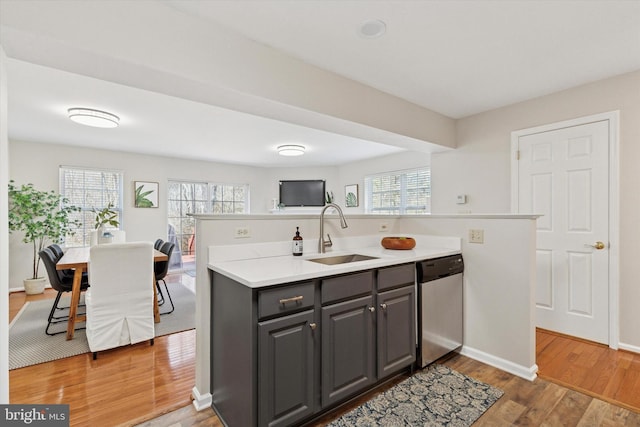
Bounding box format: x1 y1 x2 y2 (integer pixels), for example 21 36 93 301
536 328 640 413
9 278 640 426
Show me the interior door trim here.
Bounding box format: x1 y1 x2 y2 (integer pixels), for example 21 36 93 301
510 110 620 349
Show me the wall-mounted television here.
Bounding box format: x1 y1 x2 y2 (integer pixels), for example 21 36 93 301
279 180 326 207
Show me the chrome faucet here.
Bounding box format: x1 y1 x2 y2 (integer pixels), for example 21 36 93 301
319 203 348 253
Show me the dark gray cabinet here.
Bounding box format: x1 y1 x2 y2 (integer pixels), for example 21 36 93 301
321 295 375 407
258 309 316 427
376 263 416 378
377 285 416 377
211 262 417 427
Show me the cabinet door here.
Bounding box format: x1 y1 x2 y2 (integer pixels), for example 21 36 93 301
321 295 375 407
258 310 316 427
377 285 416 378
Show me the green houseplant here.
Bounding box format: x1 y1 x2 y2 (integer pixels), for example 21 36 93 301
92 202 120 230
8 181 81 293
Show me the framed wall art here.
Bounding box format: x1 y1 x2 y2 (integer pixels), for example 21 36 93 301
134 181 158 208
345 184 359 207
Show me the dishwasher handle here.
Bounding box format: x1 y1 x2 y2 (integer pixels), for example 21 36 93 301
417 255 464 282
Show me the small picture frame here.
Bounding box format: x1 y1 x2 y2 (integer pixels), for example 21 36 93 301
345 184 359 207
134 181 158 208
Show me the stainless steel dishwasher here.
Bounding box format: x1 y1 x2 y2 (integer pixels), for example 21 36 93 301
417 254 464 368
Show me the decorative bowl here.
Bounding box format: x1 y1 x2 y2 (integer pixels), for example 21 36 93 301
381 237 416 250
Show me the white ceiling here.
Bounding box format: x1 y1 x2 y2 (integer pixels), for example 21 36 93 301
3 0 640 167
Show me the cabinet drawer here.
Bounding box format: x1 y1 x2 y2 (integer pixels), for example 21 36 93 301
259 282 315 319
321 271 373 304
377 263 415 291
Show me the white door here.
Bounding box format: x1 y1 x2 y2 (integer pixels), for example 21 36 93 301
516 120 610 344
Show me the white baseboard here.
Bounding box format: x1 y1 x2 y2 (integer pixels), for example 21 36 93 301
460 345 538 381
191 386 212 412
618 342 640 354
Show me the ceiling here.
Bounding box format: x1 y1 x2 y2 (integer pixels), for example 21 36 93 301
3 0 640 167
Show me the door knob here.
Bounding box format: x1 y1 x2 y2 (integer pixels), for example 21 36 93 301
587 241 606 250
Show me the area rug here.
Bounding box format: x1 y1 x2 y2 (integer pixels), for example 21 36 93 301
9 284 195 370
327 364 503 426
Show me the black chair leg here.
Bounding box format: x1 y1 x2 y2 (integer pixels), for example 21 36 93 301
93 352 97 360
47 291 63 324
156 282 165 306
158 280 174 315
150 338 154 346
46 291 87 336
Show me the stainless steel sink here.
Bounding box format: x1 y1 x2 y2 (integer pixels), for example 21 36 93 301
307 254 378 265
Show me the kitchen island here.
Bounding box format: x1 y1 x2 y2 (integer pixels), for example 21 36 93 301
208 235 461 427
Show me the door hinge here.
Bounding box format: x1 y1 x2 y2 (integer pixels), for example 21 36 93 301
516 150 521 160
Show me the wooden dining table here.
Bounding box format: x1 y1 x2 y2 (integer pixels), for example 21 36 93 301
56 246 169 340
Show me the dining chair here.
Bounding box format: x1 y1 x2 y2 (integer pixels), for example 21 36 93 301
48 243 81 281
86 242 155 359
154 238 164 250
155 241 175 315
39 247 90 336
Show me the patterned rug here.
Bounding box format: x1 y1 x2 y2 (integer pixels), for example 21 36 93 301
9 284 195 370
328 364 503 426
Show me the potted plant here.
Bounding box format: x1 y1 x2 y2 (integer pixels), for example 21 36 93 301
92 203 120 244
92 202 120 234
8 181 82 294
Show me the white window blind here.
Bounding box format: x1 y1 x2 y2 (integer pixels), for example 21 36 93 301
364 167 431 214
60 166 123 247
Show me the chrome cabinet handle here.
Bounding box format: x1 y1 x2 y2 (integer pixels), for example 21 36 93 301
279 295 303 304
368 306 375 312
309 322 317 330
380 303 387 310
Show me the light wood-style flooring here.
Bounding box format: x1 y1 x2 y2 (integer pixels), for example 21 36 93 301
9 277 640 426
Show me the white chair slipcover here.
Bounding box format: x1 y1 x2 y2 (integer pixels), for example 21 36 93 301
86 242 155 353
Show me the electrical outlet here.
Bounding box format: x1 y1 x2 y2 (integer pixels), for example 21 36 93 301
379 222 389 232
469 229 484 244
234 227 251 238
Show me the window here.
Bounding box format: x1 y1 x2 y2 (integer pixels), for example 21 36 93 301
364 167 431 214
60 166 123 247
168 181 249 256
210 183 248 214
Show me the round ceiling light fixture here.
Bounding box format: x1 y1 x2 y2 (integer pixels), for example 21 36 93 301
68 108 120 128
358 19 386 38
277 144 306 156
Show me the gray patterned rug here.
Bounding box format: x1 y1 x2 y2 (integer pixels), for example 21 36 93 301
328 364 503 426
9 284 195 370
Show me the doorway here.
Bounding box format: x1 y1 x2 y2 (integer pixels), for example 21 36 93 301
511 111 619 347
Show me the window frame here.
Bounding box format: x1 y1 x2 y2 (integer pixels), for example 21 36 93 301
59 166 124 247
364 167 431 215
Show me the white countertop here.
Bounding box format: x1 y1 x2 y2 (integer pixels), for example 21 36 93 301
208 235 461 288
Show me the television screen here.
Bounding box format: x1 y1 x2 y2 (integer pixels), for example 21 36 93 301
279 180 326 207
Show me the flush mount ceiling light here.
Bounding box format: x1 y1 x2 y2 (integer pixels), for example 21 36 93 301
68 108 120 128
358 19 386 38
277 144 306 156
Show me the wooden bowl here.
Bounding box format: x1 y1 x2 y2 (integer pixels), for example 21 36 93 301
381 237 416 250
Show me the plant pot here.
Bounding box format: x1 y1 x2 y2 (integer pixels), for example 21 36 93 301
24 277 47 295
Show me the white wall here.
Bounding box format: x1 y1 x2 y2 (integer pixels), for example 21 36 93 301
432 70 640 350
1 45 10 404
